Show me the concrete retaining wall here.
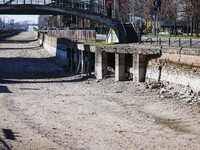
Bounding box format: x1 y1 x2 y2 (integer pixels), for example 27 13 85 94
147 66 200 91
39 34 70 60
161 46 200 66
146 46 200 92
38 32 200 91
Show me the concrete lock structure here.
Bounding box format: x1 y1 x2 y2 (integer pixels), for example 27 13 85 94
94 43 161 82
38 32 161 83
38 32 200 92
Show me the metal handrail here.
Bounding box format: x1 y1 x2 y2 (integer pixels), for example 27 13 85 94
0 0 121 21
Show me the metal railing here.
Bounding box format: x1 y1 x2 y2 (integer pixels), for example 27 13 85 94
0 0 121 21
141 37 200 48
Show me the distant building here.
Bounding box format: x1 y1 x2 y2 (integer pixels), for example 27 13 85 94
38 15 49 29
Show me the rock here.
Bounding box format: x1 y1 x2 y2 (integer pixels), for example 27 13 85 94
145 84 149 89
115 91 123 93
95 79 101 83
185 85 193 96
168 87 174 90
127 67 133 74
192 68 197 73
197 101 200 106
163 94 173 99
148 82 163 89
168 91 180 99
159 87 168 94
194 93 199 102
160 95 165 99
85 81 90 84
180 94 187 99
107 66 115 74
185 98 192 104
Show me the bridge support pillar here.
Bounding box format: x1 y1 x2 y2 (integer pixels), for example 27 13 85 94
87 50 92 76
132 54 147 82
115 53 125 81
95 51 107 80
81 51 86 74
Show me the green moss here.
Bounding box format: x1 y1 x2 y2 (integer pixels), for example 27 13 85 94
79 41 117 46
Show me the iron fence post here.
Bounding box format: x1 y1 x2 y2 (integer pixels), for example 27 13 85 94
159 38 161 45
179 38 181 47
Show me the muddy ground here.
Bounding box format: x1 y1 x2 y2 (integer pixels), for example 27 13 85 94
0 31 200 150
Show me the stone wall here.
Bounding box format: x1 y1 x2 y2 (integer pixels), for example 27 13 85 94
161 46 200 66
146 46 200 92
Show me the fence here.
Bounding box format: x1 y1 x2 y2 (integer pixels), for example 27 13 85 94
47 29 96 42
141 37 200 48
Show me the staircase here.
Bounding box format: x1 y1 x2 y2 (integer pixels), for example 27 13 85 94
117 22 127 43
106 23 140 44
124 23 139 43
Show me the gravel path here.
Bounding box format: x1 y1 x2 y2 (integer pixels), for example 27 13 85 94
0 31 200 150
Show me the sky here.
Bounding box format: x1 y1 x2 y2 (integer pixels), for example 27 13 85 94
3 15 39 23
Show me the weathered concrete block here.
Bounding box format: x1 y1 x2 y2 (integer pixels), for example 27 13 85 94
132 54 147 82
115 53 125 81
95 51 107 79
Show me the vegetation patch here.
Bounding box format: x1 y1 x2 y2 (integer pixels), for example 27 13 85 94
80 41 117 47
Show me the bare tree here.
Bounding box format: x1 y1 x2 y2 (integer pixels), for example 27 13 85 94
158 0 178 35
182 0 200 36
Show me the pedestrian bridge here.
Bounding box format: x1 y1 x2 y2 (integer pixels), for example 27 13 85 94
0 0 140 43
0 0 121 28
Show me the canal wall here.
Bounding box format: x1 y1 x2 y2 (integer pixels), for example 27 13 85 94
38 32 200 92
146 46 200 91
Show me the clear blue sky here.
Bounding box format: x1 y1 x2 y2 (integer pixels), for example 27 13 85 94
4 15 39 23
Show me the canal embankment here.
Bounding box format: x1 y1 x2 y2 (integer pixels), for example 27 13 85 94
38 31 200 92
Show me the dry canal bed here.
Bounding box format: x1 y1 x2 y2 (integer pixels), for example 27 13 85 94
0 31 200 150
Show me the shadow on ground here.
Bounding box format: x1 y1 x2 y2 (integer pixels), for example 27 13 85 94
0 39 38 44
0 47 40 50
0 128 21 150
0 138 11 150
0 56 91 84
0 86 12 93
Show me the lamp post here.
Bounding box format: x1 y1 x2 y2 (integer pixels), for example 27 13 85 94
153 0 161 45
155 1 158 45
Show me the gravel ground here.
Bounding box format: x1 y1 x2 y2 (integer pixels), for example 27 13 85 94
0 31 200 150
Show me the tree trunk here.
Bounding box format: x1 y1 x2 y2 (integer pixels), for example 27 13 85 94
197 20 199 37
191 18 193 36
187 17 189 36
174 20 177 35
169 21 171 36
196 17 199 37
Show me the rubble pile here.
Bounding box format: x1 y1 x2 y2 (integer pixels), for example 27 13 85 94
145 81 200 105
